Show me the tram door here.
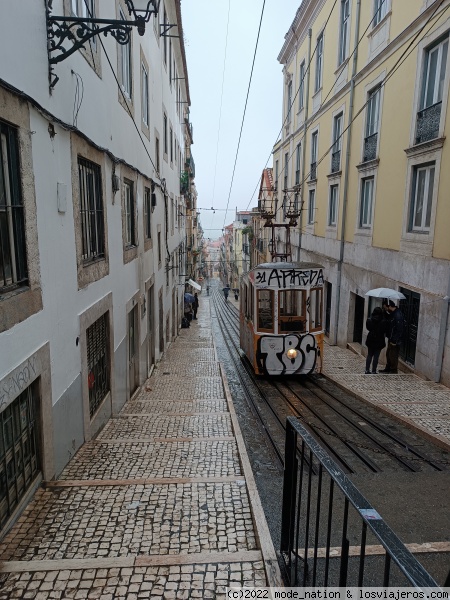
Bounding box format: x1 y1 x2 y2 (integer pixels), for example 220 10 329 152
353 294 365 344
400 288 420 365
325 282 332 336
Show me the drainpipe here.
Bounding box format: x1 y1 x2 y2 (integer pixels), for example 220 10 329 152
298 28 312 262
333 0 361 345
434 267 450 382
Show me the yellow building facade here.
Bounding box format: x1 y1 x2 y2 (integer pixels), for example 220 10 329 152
273 0 450 383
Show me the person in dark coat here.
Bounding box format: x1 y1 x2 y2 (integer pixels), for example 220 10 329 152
192 293 199 320
380 301 404 373
365 307 387 374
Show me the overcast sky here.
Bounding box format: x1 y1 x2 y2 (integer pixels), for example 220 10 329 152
181 0 301 241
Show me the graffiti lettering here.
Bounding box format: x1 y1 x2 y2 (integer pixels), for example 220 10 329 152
0 356 38 413
257 333 320 375
255 268 324 289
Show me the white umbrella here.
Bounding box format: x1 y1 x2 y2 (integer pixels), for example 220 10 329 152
187 278 201 291
365 288 406 300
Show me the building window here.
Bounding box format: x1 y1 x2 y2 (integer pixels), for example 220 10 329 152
155 135 160 172
257 289 274 332
315 32 324 93
119 10 132 98
308 189 315 224
274 160 279 190
163 7 168 64
124 180 135 247
0 121 28 292
309 288 323 332
416 35 449 144
144 186 151 239
359 177 374 228
409 163 435 232
163 113 168 156
286 80 292 124
328 184 338 226
283 152 289 190
0 383 40 529
338 0 350 65
373 0 387 27
310 131 318 180
169 40 172 83
86 313 110 418
71 0 94 18
170 126 173 163
78 157 105 263
299 61 305 110
157 230 162 264
295 143 301 185
332 113 343 173
141 63 149 127
364 86 380 162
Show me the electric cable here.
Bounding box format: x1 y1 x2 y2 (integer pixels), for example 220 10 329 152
221 0 267 229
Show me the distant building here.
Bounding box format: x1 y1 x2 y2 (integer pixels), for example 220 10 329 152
273 0 450 384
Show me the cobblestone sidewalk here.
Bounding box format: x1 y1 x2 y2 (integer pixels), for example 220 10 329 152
0 298 280 599
323 344 450 451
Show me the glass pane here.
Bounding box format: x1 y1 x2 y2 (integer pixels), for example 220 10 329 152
258 290 273 331
414 170 426 228
438 41 448 102
425 48 439 108
425 167 435 228
310 289 323 330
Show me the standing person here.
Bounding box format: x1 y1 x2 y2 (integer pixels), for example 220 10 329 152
193 293 199 320
223 288 229 301
380 300 404 373
365 307 387 374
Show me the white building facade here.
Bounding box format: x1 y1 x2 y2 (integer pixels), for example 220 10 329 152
0 0 192 534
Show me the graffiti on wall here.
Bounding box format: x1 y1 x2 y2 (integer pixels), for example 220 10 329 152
256 333 319 375
255 268 324 289
0 356 38 413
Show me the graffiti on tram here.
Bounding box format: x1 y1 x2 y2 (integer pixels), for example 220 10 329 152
256 333 321 376
254 267 324 289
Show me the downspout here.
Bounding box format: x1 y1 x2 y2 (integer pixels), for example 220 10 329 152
333 0 361 345
434 267 450 382
298 28 312 262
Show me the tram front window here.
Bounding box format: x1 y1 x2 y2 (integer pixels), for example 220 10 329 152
257 290 274 332
279 290 306 332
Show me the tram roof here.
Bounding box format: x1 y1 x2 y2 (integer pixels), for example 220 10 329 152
251 262 324 270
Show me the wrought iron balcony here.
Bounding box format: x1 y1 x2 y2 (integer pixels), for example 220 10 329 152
416 102 442 144
310 161 317 181
185 154 195 178
331 150 341 173
363 132 378 162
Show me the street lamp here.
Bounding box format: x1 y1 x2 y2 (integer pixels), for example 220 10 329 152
47 0 159 78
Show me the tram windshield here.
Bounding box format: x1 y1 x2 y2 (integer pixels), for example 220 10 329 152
279 290 306 332
257 290 274 332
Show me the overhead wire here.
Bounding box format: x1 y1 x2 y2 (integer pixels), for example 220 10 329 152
222 0 267 229
206 0 232 239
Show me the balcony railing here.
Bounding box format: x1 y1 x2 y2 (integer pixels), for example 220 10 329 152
363 132 378 162
186 154 195 178
331 150 341 173
310 161 317 181
416 101 441 144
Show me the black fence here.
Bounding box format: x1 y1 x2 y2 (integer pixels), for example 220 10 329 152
280 417 439 588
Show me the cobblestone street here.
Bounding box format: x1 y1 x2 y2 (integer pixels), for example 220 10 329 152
0 299 280 598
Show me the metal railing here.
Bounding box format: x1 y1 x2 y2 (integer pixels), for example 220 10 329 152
280 417 439 588
416 102 441 144
331 150 341 173
363 132 378 162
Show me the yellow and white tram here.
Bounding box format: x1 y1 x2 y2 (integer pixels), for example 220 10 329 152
240 262 324 376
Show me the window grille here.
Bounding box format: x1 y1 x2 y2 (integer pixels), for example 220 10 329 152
364 87 380 161
124 180 135 247
0 384 40 529
86 313 110 418
0 121 28 291
78 157 105 262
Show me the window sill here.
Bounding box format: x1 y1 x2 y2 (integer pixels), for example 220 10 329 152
327 170 342 179
0 284 30 302
404 137 445 157
356 158 380 172
368 11 392 38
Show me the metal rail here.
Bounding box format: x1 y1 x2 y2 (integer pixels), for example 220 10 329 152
281 417 440 588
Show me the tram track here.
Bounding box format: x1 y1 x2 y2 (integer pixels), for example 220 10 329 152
213 288 450 475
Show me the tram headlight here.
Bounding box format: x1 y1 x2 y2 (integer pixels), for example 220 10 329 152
286 348 298 360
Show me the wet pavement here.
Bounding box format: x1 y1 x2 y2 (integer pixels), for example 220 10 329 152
0 298 281 599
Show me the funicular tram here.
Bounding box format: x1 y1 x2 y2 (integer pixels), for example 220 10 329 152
240 262 324 376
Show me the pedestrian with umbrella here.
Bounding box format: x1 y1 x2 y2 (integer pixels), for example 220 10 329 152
222 285 230 301
184 292 195 324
